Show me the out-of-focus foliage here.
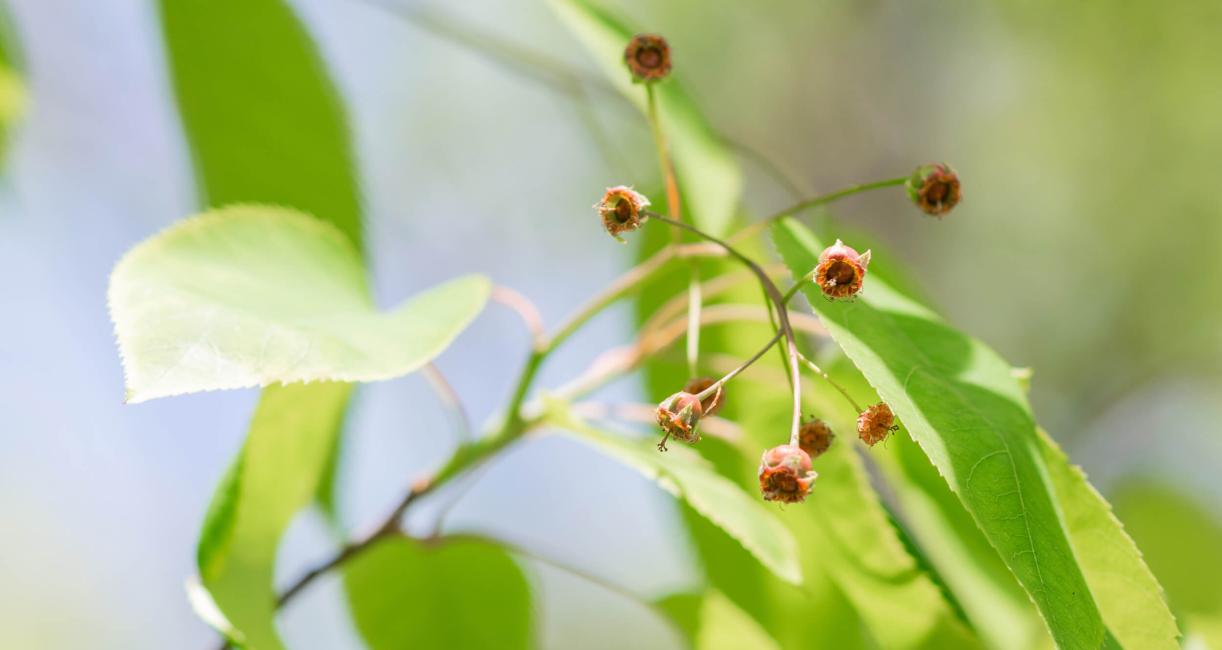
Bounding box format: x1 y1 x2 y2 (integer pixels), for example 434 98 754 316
109 206 489 403
0 3 26 169
344 536 532 650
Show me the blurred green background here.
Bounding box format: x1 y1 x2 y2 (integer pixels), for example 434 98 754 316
0 0 1219 647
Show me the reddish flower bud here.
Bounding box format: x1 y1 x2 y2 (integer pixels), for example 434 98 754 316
624 34 672 83
857 402 898 446
655 391 704 451
596 186 650 241
814 239 871 299
907 163 961 217
758 444 817 503
798 418 834 458
682 376 725 417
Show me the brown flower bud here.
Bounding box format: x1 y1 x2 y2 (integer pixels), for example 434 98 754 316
907 163 961 217
857 402 898 446
624 34 672 83
798 418 834 458
682 376 725 417
758 444 817 503
655 391 703 450
596 186 650 241
814 239 871 300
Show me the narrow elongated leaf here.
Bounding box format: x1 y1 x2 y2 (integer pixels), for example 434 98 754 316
773 218 1107 648
344 535 532 650
1038 430 1179 649
548 0 741 236
545 401 802 585
109 205 490 403
197 382 353 650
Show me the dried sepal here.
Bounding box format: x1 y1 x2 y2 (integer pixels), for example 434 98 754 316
655 391 704 451
596 186 650 242
798 418 834 458
907 163 961 217
758 444 817 503
814 239 870 299
857 402 898 446
623 34 672 83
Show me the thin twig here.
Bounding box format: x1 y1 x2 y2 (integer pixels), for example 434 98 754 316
421 363 473 444
491 285 546 351
733 177 908 243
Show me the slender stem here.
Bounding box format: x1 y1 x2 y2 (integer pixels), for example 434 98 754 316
421 363 472 444
491 285 546 351
795 350 863 413
686 272 701 375
645 84 681 221
733 177 908 243
648 212 804 444
547 242 722 350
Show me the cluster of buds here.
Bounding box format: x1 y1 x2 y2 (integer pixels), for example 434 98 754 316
814 239 871 300
857 402 899 446
624 34 672 83
907 163 961 217
758 445 817 503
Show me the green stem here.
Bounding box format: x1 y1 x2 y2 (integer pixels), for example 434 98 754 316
733 176 908 243
648 213 804 445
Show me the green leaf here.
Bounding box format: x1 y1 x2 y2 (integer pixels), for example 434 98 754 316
344 535 532 650
548 0 741 236
1112 483 1222 647
1038 437 1179 650
197 382 354 650
109 205 490 403
657 590 780 650
545 401 803 585
804 437 980 648
772 218 1108 648
159 0 364 253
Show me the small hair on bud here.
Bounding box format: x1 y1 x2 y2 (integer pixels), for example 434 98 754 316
758 445 817 503
597 186 650 241
624 34 672 83
798 418 835 458
682 376 725 417
655 391 704 451
857 402 898 447
907 163 961 217
814 239 870 299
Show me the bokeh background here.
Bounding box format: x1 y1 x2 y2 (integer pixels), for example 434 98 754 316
1 0 1220 648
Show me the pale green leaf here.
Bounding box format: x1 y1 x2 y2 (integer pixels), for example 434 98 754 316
657 589 779 650
548 0 741 236
545 402 803 585
198 382 353 650
344 535 532 650
772 218 1108 648
109 205 490 403
1039 431 1179 650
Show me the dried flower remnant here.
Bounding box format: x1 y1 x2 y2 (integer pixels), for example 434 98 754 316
682 376 725 417
597 186 650 241
624 34 672 83
814 239 871 299
758 445 817 503
907 163 961 217
857 402 898 446
798 418 834 458
655 391 704 451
